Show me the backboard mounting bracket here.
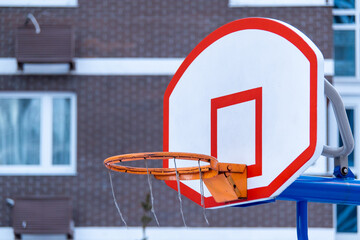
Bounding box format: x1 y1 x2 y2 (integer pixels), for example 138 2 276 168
322 78 354 177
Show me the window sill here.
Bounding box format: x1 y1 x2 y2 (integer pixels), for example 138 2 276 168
0 166 76 176
0 0 77 7
229 0 332 7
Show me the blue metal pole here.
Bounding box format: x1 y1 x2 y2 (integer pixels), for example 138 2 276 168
297 201 308 240
278 175 360 205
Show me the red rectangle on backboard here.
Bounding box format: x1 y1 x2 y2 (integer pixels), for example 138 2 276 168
211 87 262 178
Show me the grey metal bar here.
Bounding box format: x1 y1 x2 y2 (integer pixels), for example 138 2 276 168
25 13 41 34
322 78 354 175
322 79 354 158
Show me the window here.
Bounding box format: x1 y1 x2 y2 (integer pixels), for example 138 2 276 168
332 2 360 237
335 108 358 236
339 109 355 167
337 204 358 233
328 95 360 239
229 0 331 7
333 0 360 82
334 30 356 76
0 92 76 175
0 0 77 7
329 101 359 176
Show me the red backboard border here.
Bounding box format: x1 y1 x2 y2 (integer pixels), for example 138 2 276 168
163 18 318 208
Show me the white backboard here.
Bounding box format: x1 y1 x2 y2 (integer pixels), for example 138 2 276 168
163 18 324 208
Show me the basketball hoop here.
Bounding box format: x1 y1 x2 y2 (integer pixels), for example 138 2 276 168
105 151 247 227
104 152 247 202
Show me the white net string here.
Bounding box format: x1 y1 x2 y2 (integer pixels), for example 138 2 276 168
198 160 209 225
174 158 187 227
108 170 128 227
144 158 160 226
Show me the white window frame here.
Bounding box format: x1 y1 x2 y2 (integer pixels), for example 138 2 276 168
0 0 77 7
332 2 360 237
328 96 360 175
0 92 77 175
333 1 360 83
328 84 360 239
229 0 332 7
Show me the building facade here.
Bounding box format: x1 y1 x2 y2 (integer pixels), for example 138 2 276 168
0 0 354 239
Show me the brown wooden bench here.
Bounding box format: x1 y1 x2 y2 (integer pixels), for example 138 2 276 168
11 197 74 240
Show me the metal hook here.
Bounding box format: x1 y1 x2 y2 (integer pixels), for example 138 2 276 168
25 13 41 34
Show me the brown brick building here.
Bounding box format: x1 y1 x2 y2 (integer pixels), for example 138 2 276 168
0 0 350 239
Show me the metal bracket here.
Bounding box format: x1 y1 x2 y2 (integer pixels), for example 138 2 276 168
322 78 354 176
25 13 41 34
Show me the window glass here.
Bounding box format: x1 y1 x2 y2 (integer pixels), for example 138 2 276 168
52 98 71 165
334 0 355 9
333 15 355 24
334 30 356 76
0 93 76 175
337 204 358 232
339 109 354 167
0 99 40 165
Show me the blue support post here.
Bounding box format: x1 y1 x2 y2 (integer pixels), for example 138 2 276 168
278 175 360 205
296 201 308 240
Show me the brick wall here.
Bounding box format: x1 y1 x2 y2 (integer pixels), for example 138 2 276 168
0 75 333 227
0 1 332 58
0 0 333 227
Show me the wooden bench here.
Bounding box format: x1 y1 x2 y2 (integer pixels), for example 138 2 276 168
11 197 74 240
